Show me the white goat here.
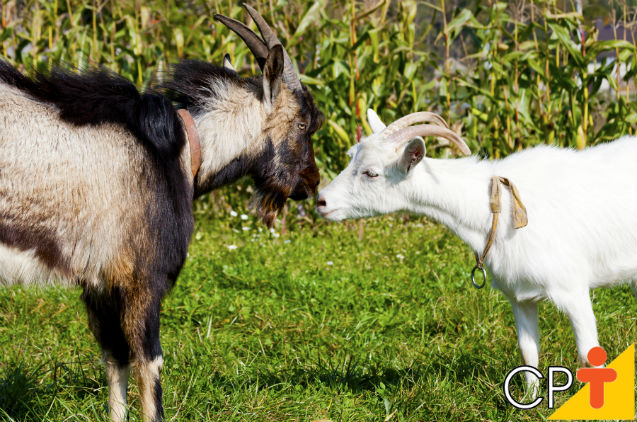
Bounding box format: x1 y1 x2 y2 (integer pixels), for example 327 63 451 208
317 109 637 390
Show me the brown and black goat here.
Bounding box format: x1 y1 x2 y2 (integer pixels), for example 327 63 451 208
0 5 322 422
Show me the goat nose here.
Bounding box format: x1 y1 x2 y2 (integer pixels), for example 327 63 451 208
317 195 327 208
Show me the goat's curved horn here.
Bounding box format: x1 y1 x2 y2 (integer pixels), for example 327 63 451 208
384 112 449 136
243 3 302 91
388 124 472 156
214 14 269 69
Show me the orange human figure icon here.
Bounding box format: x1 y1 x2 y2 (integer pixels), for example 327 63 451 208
576 347 618 409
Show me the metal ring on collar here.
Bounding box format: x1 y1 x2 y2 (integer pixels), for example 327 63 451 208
471 265 487 289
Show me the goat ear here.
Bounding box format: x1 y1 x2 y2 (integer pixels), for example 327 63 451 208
223 54 236 72
367 108 386 134
263 45 284 109
399 138 426 173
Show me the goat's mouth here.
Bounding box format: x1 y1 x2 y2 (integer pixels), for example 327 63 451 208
289 170 320 201
317 207 343 221
289 181 315 200
288 184 309 201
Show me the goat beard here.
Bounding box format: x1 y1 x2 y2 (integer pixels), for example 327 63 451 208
252 183 292 228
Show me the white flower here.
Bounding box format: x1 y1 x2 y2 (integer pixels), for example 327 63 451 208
242 226 250 231
240 214 248 220
327 261 333 266
396 254 405 261
273 232 280 238
227 245 238 250
230 210 238 217
284 239 291 244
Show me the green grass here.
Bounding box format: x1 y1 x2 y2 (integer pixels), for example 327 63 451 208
0 211 635 421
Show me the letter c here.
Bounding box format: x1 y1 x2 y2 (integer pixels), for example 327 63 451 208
504 366 544 409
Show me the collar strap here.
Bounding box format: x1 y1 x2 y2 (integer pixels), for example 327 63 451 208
471 176 528 288
177 109 202 180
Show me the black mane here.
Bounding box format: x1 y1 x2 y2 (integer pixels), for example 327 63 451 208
0 60 185 166
161 60 262 117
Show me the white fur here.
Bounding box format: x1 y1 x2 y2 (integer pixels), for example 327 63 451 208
318 110 637 391
0 243 71 286
138 356 163 422
105 358 130 422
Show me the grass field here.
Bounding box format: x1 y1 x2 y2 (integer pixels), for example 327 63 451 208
1 210 636 421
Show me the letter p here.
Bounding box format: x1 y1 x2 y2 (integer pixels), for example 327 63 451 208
548 367 573 409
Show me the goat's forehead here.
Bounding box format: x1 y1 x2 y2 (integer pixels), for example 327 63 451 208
352 137 395 162
272 88 302 119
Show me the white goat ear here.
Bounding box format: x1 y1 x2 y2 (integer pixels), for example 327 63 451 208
263 45 284 109
399 138 425 173
367 108 387 134
223 54 236 71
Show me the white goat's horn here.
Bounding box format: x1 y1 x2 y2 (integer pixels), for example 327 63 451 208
383 112 449 135
388 124 472 156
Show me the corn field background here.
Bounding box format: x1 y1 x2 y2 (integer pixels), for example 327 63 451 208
1 2 637 421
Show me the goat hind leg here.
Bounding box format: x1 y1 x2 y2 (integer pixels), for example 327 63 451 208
631 281 637 302
104 356 131 422
122 294 165 422
510 299 541 395
83 290 131 422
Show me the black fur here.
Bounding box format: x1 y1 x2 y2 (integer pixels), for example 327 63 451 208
295 86 324 135
153 378 164 422
195 154 256 196
82 288 130 366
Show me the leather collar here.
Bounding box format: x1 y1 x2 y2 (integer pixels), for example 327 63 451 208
177 109 201 180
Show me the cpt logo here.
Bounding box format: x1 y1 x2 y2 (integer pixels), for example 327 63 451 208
504 344 635 420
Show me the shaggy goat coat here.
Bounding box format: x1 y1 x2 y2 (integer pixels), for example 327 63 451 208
0 35 322 421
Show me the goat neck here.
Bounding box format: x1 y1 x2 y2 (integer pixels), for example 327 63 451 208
189 81 268 196
406 156 496 253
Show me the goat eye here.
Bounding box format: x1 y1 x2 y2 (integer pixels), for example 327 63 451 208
297 122 307 131
362 170 379 178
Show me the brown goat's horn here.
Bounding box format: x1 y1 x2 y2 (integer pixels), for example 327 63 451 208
214 14 269 70
388 124 472 156
242 3 302 91
383 112 449 136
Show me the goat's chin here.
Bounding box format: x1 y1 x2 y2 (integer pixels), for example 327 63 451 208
319 208 351 222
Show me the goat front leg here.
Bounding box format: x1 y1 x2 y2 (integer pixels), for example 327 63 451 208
83 290 131 422
510 298 541 395
554 289 600 367
122 292 165 422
